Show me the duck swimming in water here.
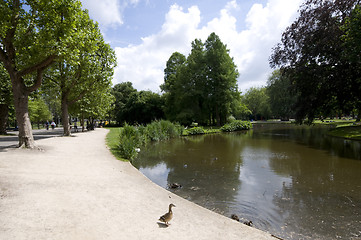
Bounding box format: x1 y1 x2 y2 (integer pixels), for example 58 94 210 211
159 203 176 226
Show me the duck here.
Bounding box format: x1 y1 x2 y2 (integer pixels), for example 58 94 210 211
168 183 182 189
243 220 253 227
159 203 176 226
231 214 240 222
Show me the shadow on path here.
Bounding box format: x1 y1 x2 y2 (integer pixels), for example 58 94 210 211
0 128 85 152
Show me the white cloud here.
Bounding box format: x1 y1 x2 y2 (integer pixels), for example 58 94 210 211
81 0 123 28
114 4 202 92
112 0 303 92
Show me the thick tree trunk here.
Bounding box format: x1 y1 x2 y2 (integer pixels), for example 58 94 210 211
12 82 36 148
0 104 8 135
61 97 71 136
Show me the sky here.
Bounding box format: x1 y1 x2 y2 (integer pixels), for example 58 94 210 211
80 0 304 93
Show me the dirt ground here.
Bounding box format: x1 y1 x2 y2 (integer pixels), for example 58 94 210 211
0 128 274 239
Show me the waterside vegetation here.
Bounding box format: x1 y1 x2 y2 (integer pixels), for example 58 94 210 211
107 119 252 161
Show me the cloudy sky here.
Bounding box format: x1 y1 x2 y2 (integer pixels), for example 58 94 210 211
81 0 303 93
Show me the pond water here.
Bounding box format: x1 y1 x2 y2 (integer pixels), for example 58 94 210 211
132 124 361 239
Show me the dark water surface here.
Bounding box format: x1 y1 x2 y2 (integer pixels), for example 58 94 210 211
132 124 361 239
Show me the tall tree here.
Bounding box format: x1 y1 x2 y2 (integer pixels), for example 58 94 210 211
0 0 84 147
205 32 239 125
341 4 361 121
44 10 116 136
161 52 186 122
266 69 297 120
162 33 239 126
243 87 271 120
270 0 360 123
112 82 137 125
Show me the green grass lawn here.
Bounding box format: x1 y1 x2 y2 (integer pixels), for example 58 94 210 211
327 125 361 140
105 127 128 161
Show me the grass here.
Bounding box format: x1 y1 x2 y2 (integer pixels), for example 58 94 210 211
327 124 361 140
105 127 128 161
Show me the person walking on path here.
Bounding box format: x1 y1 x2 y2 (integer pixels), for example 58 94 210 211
50 120 56 130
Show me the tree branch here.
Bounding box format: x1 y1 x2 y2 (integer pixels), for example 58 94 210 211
27 68 44 92
18 54 57 78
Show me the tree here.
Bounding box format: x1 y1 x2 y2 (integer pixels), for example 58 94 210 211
243 87 270 120
162 33 240 126
44 10 117 136
161 52 187 122
266 69 297 120
73 86 115 131
205 33 240 126
112 82 137 125
0 0 85 147
161 52 186 93
126 91 164 124
270 0 360 123
0 63 12 134
28 97 52 129
112 82 164 125
341 4 361 121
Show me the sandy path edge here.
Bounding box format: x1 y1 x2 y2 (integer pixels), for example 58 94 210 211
0 128 274 240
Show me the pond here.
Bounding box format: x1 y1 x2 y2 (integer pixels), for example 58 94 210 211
132 124 361 239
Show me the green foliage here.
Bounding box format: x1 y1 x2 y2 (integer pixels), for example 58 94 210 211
0 63 12 105
184 127 205 135
143 120 183 141
243 87 271 120
117 121 183 160
266 69 296 120
28 98 52 127
162 32 240 126
118 124 142 160
111 82 164 125
270 0 361 123
221 120 252 132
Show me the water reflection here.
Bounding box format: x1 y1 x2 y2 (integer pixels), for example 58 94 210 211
133 125 361 239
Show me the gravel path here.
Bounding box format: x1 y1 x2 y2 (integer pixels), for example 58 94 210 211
0 128 274 239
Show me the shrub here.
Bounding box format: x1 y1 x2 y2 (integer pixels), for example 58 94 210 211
118 124 141 160
144 120 183 141
185 127 205 135
221 120 252 132
118 121 184 160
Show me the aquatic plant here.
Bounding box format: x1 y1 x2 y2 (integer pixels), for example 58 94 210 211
118 123 142 160
118 121 183 160
184 127 205 135
220 120 252 132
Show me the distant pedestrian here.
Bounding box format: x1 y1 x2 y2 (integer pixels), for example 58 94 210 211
51 121 56 130
45 120 49 130
74 120 78 132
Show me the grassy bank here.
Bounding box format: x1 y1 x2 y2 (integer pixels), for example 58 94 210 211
327 125 361 140
105 127 128 161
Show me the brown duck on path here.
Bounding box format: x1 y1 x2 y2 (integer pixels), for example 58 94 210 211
159 203 176 226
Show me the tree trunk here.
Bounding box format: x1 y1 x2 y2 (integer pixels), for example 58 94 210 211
61 97 71 136
0 104 8 135
12 82 36 148
215 105 221 126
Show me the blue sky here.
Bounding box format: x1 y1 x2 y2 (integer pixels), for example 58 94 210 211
81 0 303 93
